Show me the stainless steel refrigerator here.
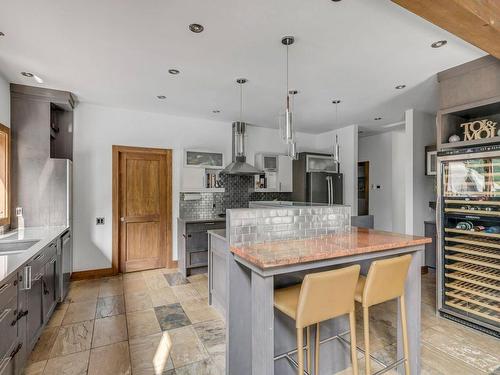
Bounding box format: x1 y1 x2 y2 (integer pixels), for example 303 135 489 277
292 152 343 204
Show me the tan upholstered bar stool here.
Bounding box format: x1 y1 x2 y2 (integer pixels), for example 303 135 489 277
274 265 360 375
355 254 412 375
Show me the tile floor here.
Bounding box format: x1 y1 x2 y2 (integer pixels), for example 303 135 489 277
24 268 499 375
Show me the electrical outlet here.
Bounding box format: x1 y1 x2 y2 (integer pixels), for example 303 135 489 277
16 207 23 216
96 217 105 225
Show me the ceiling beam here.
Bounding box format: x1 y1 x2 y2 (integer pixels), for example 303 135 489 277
391 0 500 58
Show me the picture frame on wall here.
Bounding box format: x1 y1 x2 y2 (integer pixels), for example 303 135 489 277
425 145 437 176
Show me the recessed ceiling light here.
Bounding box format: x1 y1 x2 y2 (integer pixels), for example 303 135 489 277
332 99 341 104
289 90 298 95
374 117 382 121
157 95 166 99
21 72 34 78
0 32 5 37
189 24 204 33
212 110 221 114
168 69 180 75
395 85 406 89
431 40 447 48
331 0 342 2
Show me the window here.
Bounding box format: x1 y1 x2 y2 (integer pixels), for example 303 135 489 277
0 124 10 226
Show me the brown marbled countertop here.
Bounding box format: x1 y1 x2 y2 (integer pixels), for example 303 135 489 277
230 227 431 269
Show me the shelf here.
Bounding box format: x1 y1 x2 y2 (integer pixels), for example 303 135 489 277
445 200 500 206
445 234 500 249
445 289 500 313
445 280 500 302
445 297 500 323
445 244 500 260
445 271 500 291
445 253 500 270
444 208 500 217
444 228 500 239
445 262 500 281
440 136 500 150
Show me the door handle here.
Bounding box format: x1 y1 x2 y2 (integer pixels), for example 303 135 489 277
120 217 125 222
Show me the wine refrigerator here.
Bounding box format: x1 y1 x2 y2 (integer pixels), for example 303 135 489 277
437 145 500 337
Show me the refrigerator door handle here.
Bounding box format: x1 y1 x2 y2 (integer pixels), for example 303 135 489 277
327 176 332 205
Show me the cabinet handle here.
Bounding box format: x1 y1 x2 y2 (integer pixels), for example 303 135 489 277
33 273 43 282
10 343 22 357
0 356 10 375
0 308 11 324
15 309 28 322
0 283 9 295
24 266 32 290
205 222 215 225
50 258 57 264
33 253 45 262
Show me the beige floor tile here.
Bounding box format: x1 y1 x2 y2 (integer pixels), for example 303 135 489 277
50 320 93 358
149 286 178 307
125 291 153 312
169 326 209 368
123 271 144 281
88 341 131 375
181 297 222 324
43 350 90 375
421 344 484 375
123 279 150 294
127 308 161 338
175 358 223 375
96 295 125 318
159 267 180 275
99 277 123 297
145 273 169 291
66 282 100 303
187 274 208 283
29 327 59 362
46 303 69 328
190 281 208 298
92 314 128 348
171 284 200 302
62 300 96 325
129 332 174 374
23 360 46 375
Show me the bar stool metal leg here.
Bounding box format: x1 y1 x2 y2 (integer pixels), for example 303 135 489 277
297 327 304 375
400 294 410 375
349 311 359 375
307 326 311 373
363 307 371 375
315 323 320 374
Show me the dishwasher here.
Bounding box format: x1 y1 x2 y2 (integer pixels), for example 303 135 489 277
58 230 72 301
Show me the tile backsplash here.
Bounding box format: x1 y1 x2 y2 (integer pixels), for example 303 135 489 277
228 205 351 246
179 174 292 219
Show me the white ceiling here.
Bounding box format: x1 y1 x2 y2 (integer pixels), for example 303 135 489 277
0 0 486 133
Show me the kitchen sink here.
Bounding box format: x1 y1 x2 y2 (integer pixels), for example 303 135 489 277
0 240 40 254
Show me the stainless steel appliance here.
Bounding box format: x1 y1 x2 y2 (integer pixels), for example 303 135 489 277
221 122 262 176
58 230 72 301
437 145 500 336
292 152 343 204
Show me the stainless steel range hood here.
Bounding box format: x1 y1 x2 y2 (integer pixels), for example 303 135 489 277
221 122 262 175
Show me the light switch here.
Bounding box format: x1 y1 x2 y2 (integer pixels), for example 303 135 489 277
96 217 105 225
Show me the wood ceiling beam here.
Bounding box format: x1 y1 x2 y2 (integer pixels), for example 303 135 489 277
391 0 500 59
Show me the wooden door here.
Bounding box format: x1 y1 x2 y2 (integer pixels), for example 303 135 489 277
113 146 172 273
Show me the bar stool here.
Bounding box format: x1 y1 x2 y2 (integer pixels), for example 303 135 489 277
354 254 412 375
274 265 360 375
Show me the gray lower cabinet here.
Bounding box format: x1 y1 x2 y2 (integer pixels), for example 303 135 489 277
424 221 437 268
0 237 62 375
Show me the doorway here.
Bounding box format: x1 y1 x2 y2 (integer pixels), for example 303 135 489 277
358 161 369 216
112 146 173 273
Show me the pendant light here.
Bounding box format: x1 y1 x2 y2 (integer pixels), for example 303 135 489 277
287 90 299 160
332 100 341 165
280 36 295 145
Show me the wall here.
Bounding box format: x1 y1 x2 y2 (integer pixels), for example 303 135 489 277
358 132 393 231
73 103 318 271
391 129 407 234
316 125 358 213
0 74 9 127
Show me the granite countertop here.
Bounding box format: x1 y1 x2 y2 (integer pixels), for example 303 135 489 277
208 229 226 240
0 226 70 282
230 227 431 269
178 216 226 223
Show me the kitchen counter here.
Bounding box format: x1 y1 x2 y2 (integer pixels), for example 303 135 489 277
230 227 431 270
178 216 226 223
0 226 69 282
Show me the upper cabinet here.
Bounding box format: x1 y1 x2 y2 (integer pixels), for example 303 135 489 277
253 153 293 192
181 149 225 192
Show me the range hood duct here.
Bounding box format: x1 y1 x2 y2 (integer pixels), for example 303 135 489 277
221 122 262 175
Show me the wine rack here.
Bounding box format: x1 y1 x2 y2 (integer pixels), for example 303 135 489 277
438 152 500 336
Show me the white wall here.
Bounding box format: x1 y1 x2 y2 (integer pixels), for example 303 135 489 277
358 132 393 231
0 74 10 127
73 103 318 271
391 129 407 234
316 125 358 213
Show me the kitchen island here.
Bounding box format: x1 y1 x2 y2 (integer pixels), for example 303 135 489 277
220 205 430 375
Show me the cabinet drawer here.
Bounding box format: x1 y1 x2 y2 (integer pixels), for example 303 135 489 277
0 297 17 360
29 242 57 276
0 276 17 308
186 221 225 233
187 251 208 267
